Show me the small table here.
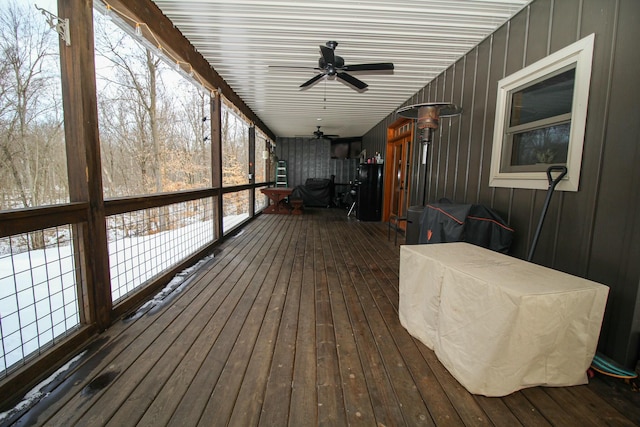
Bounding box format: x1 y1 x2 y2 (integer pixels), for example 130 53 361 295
261 187 293 214
399 242 609 396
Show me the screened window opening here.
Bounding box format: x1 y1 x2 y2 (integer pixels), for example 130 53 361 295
94 7 212 198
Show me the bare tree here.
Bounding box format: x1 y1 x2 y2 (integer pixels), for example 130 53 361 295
0 2 66 249
95 23 165 196
95 15 216 232
0 2 64 211
221 106 250 216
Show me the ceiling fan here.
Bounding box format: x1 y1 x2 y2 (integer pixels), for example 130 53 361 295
274 41 394 91
313 126 339 139
298 126 339 140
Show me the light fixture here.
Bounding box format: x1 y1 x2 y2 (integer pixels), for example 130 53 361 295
397 102 462 204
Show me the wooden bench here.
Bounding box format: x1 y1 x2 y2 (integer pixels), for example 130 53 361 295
290 198 303 215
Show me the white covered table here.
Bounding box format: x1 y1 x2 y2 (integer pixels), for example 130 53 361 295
399 242 609 397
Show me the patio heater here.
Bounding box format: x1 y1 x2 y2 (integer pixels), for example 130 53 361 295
397 102 462 205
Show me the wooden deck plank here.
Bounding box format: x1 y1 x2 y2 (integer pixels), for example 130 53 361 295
288 216 318 426
226 217 303 426
11 208 637 427
500 392 552 426
38 214 278 426
336 219 437 426
335 220 465 426
133 232 278 426
196 215 300 425
585 374 640 423
547 385 636 426
166 217 291 425
105 215 287 426
334 221 408 425
315 220 348 425
472 396 523 426
321 225 378 426
133 216 285 427
258 217 307 426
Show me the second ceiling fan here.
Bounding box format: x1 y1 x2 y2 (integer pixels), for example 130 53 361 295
299 41 394 90
312 126 338 139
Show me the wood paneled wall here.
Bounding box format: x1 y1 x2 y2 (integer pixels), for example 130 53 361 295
363 0 640 367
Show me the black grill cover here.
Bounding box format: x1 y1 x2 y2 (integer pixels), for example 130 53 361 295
291 178 334 207
418 202 514 253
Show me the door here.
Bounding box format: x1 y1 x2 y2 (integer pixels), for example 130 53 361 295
383 119 413 227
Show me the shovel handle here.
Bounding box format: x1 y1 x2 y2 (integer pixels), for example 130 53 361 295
547 165 568 188
527 165 568 262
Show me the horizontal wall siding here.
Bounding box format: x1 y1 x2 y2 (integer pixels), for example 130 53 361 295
363 0 640 367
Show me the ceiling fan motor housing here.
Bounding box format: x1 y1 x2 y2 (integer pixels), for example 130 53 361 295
319 55 345 73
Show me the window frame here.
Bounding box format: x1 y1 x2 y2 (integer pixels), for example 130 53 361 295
489 33 595 191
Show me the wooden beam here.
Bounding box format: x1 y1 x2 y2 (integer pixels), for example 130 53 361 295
58 0 112 329
104 188 218 216
249 125 256 218
212 93 223 240
0 203 88 238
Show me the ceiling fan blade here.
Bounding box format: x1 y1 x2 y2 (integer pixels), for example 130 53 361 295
269 65 319 70
300 72 326 88
343 63 395 72
320 45 336 65
337 72 368 90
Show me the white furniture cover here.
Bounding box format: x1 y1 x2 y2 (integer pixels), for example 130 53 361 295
399 242 609 397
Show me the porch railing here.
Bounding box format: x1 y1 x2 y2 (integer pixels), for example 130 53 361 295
0 183 270 382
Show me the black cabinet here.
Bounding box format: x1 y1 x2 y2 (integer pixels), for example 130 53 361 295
356 163 384 221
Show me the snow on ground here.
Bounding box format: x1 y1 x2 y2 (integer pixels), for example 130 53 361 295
0 213 248 373
0 351 86 423
0 220 229 423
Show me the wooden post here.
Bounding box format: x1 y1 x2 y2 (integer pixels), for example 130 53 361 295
58 0 112 329
249 125 256 217
211 93 223 239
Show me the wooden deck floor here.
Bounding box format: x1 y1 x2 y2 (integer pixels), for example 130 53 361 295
12 209 640 426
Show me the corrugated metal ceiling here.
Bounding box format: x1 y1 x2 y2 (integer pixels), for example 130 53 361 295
151 0 530 138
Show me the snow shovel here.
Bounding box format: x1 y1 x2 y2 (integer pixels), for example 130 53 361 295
527 165 568 262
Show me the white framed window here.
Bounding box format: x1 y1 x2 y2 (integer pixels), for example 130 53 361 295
489 33 595 191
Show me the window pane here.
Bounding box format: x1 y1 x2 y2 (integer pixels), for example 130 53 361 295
222 104 249 187
94 11 211 198
510 68 575 127
0 2 68 210
255 130 268 183
510 123 570 166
